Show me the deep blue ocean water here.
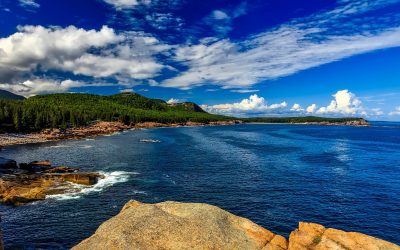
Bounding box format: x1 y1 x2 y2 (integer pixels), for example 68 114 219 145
1 122 400 249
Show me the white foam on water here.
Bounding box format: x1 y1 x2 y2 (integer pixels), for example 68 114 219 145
85 138 95 141
48 145 70 148
80 145 93 149
46 171 139 201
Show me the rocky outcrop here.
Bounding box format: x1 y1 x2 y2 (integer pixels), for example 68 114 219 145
74 200 400 250
0 159 103 206
73 200 286 250
288 222 399 250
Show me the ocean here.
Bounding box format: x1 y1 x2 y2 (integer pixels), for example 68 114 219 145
1 122 400 249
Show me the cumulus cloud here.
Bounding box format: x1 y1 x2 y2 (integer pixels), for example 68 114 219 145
291 104 304 112
102 0 149 9
389 106 400 115
201 94 287 115
0 25 119 81
316 90 364 115
0 79 87 97
166 98 181 104
306 104 317 113
162 1 400 89
19 0 40 9
0 25 170 93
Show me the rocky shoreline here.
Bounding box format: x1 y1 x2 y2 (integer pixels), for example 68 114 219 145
0 121 242 148
73 200 400 250
0 119 368 148
0 157 103 206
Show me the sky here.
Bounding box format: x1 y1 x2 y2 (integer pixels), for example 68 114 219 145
0 0 400 120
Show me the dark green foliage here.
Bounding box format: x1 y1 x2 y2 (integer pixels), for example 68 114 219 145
0 89 25 100
242 116 367 123
0 92 229 133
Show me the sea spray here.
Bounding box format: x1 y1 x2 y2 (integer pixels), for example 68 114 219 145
46 171 139 200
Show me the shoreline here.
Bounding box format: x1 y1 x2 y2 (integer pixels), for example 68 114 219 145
0 121 241 148
0 119 368 148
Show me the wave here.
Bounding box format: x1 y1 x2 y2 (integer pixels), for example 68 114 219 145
46 171 138 201
47 144 70 148
80 145 93 149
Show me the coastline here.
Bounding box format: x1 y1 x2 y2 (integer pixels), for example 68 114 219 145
0 121 241 148
0 119 368 148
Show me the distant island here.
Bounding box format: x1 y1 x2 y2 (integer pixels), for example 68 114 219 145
0 90 368 147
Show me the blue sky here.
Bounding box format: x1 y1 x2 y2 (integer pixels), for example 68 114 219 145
0 0 400 120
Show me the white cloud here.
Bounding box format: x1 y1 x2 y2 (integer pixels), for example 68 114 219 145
102 0 147 9
0 25 120 81
0 79 87 97
162 1 400 89
316 90 364 115
19 0 40 8
166 98 181 104
291 103 304 112
201 94 287 115
212 10 229 20
306 104 317 113
389 106 400 115
230 89 259 93
0 25 170 92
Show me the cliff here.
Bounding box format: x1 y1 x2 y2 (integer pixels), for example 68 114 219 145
73 200 399 250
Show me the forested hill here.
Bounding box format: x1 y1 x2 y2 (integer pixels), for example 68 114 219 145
0 89 25 100
0 92 230 132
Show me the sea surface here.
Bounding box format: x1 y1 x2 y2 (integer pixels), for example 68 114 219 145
1 122 400 249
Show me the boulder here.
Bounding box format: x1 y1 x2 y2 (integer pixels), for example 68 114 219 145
288 222 400 250
42 166 79 173
54 173 103 185
73 200 285 250
28 160 52 167
0 157 17 169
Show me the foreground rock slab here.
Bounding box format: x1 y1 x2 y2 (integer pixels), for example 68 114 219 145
73 200 286 250
73 200 400 250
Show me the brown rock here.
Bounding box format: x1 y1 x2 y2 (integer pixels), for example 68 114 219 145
73 200 282 250
0 177 52 205
51 173 104 185
42 166 79 173
288 222 400 250
28 160 52 167
74 201 400 250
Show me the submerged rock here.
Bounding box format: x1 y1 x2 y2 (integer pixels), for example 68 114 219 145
0 157 17 169
73 200 400 250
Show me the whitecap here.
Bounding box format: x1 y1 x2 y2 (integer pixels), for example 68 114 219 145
46 171 138 201
80 145 93 149
47 144 70 148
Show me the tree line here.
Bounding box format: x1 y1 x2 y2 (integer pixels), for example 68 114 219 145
0 93 229 133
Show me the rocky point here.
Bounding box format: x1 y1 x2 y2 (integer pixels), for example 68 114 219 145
0 157 103 206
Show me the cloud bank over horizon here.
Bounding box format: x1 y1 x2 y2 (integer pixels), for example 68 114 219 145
201 90 386 118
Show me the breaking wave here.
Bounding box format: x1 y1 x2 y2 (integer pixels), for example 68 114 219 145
46 171 139 200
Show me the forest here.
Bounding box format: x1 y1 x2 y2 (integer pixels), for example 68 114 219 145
0 92 230 133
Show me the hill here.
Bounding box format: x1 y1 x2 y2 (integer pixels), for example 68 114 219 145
0 89 25 100
0 92 230 133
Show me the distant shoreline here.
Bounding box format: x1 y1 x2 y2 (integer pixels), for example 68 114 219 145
0 119 369 148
